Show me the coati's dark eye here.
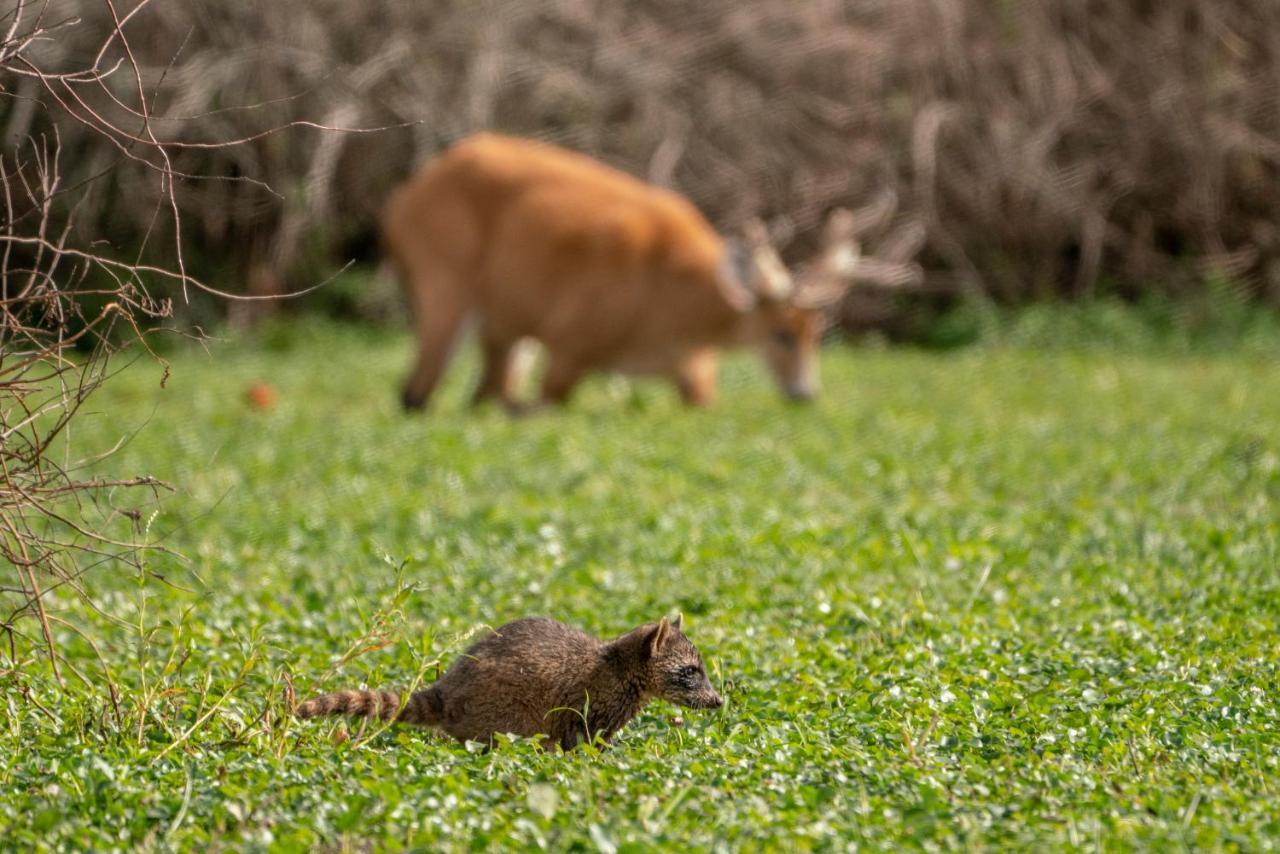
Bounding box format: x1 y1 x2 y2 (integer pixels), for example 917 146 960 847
667 663 704 692
773 330 797 349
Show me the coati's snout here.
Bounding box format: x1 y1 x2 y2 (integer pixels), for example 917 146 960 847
681 685 724 710
659 654 723 710
642 615 724 711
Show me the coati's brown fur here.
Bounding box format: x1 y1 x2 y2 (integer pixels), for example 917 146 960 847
296 615 722 750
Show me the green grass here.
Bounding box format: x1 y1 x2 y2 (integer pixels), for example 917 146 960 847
4 320 1280 851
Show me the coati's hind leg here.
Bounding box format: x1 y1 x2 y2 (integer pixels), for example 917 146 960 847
399 686 445 726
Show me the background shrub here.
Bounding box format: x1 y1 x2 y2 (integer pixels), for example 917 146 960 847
10 0 1279 329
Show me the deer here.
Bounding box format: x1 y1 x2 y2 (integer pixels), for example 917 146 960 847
381 133 917 412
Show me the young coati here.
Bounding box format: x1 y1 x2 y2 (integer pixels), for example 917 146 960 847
296 615 723 750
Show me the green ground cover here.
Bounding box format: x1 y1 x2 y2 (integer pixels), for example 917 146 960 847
3 320 1279 850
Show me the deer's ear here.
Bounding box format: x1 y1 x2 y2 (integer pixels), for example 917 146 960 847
646 617 672 658
717 239 757 312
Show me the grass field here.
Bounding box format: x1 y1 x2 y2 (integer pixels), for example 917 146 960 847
4 320 1279 850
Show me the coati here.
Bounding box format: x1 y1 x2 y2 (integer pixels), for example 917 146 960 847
296 615 723 750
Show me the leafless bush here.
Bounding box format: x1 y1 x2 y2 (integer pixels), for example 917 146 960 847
10 0 1279 316
0 0 195 686
1 0 362 681
1 121 169 685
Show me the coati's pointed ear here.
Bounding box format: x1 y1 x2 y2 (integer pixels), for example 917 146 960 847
647 617 672 658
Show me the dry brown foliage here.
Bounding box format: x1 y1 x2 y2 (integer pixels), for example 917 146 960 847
2 0 174 682
1 0 358 680
9 0 1280 311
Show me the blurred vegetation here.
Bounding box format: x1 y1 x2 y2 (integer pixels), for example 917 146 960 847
243 265 1280 358
9 0 1280 333
912 282 1280 354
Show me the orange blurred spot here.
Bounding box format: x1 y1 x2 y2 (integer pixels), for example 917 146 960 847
246 382 276 411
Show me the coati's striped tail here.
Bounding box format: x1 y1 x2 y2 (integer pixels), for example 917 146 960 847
295 687 442 726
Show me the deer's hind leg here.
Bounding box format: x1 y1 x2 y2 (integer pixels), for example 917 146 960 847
538 353 587 407
401 268 469 412
471 326 524 411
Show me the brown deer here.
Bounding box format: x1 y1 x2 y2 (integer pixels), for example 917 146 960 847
382 133 879 412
